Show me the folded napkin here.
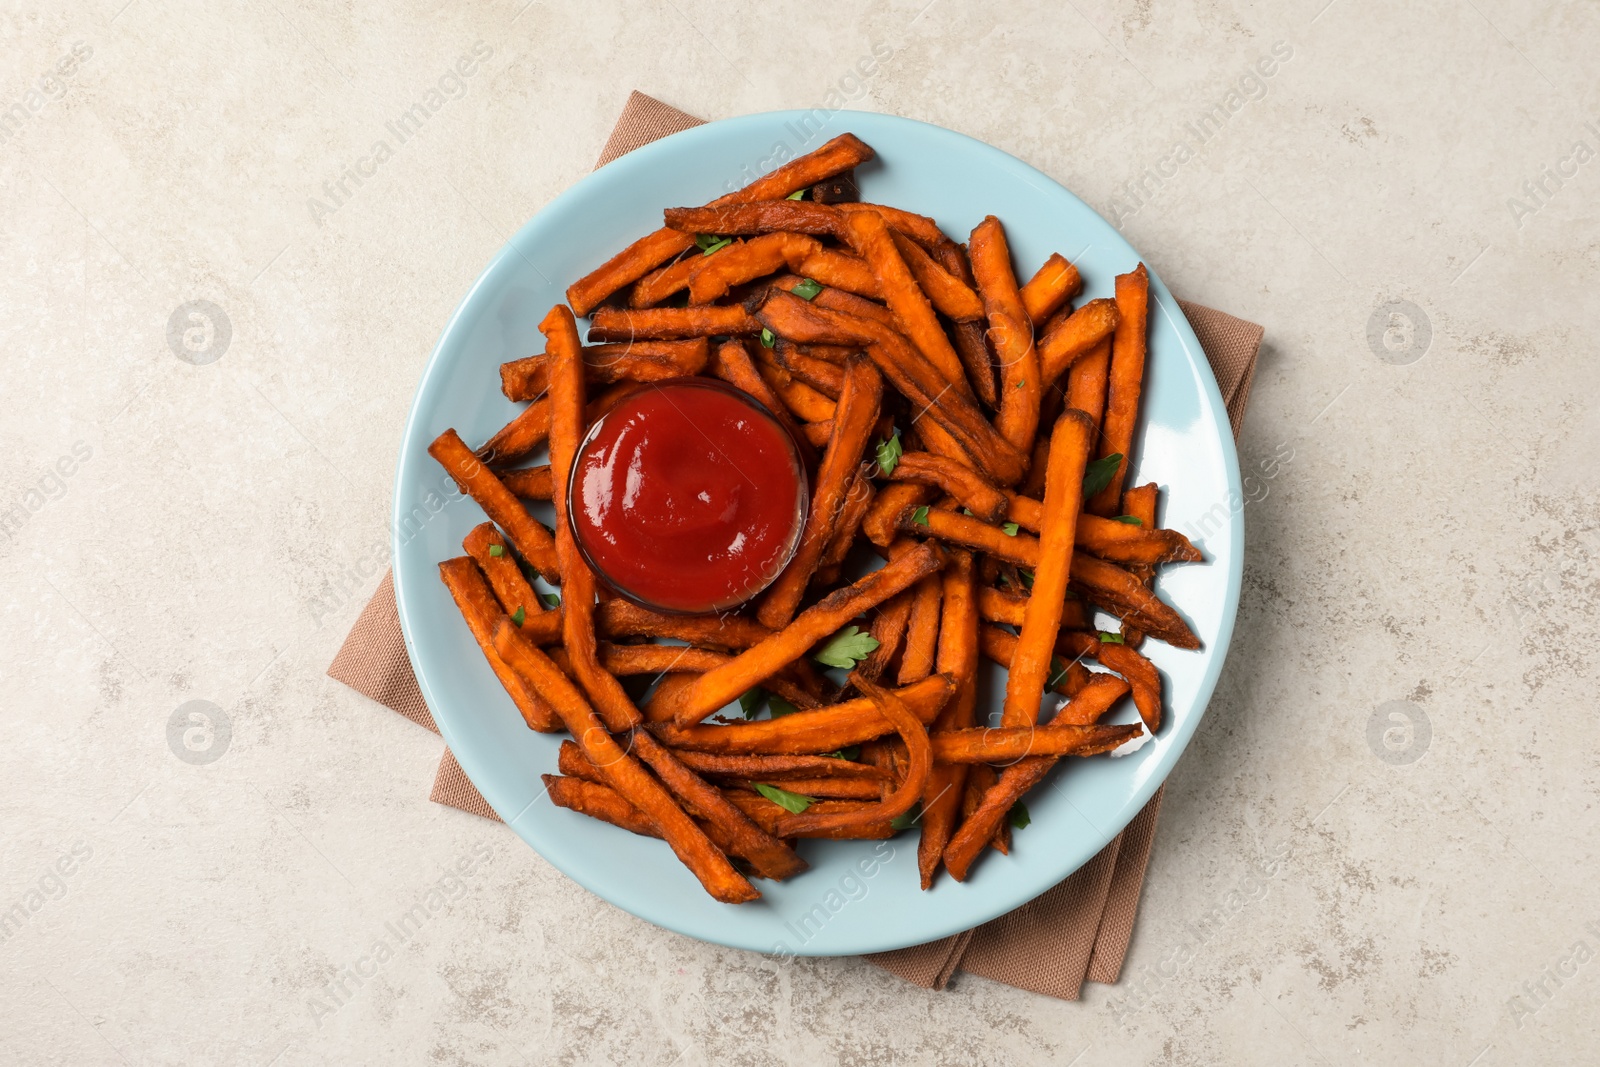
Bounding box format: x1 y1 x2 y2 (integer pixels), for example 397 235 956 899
329 91 1263 999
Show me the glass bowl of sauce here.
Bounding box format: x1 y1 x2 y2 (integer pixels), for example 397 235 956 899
567 378 809 615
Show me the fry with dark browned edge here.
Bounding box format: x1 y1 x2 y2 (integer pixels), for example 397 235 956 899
674 541 947 724
588 304 760 342
429 428 560 584
544 775 663 838
1087 263 1149 514
542 304 642 733
918 549 976 888
1118 481 1161 645
438 557 560 732
931 720 1138 762
494 619 757 902
759 355 882 628
969 215 1041 453
500 339 709 402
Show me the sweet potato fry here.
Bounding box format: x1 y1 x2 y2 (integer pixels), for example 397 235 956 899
475 398 550 465
588 304 760 342
834 202 953 254
1003 410 1094 727
976 585 1090 632
630 254 699 308
650 674 953 754
500 339 709 402
545 775 663 838
670 751 891 781
897 505 1038 568
676 541 946 724
1070 553 1200 650
979 626 1107 704
706 339 816 467
495 620 757 902
630 730 809 881
1020 253 1082 325
918 549 977 887
797 248 880 299
857 586 912 683
754 290 1027 484
752 350 836 422
1088 264 1149 515
462 522 549 625
724 793 895 840
969 216 1041 453
773 340 846 397
942 754 1054 880
815 468 875 587
595 598 773 650
1118 481 1161 645
542 304 642 733
961 762 1002 851
759 356 882 629
557 739 609 785
931 720 1138 763
843 207 971 393
665 200 847 241
1065 336 1111 430
429 429 560 584
1038 298 1119 388
804 283 900 330
642 672 700 723
864 483 933 548
889 229 984 321
778 676 931 836
897 573 942 685
1096 641 1163 733
1000 494 1198 564
952 319 998 410
687 233 810 304
886 451 1008 523
438 557 560 732
567 132 873 315
499 465 553 500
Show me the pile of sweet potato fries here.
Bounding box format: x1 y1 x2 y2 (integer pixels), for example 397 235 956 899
426 133 1203 903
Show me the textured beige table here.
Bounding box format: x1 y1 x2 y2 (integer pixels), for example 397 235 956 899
3 2 1597 1064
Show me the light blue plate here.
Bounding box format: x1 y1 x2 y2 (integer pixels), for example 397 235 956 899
392 111 1243 956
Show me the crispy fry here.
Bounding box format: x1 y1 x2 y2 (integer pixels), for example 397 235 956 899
857 586 912 683
557 739 609 784
595 598 773 649
1065 336 1111 431
1000 493 1199 564
567 132 873 315
759 355 882 628
650 674 953 754
1096 641 1163 733
438 557 560 731
897 504 1037 566
495 620 757 902
942 754 1053 880
687 233 812 304
977 585 1090 631
886 451 1008 523
500 339 709 402
1118 481 1161 645
675 541 946 724
773 340 846 397
970 216 1040 453
543 304 642 733
642 672 700 723
476 398 550 466
630 254 699 308
1019 253 1082 325
631 730 809 881
754 291 1027 484
720 776 884 800
889 229 984 321
843 207 971 393
919 550 977 887
1071 553 1200 649
1088 264 1149 514
499 464 553 500
952 319 998 409
931 720 1138 763
545 775 663 838
588 304 760 342
960 760 1008 855
462 522 549 625
752 350 836 422
897 573 942 685
864 483 933 548
723 793 895 839
1003 410 1094 727
430 429 560 584
816 468 874 587
834 202 953 253
779 676 931 835
706 339 816 466
593 644 817 710
664 199 847 240
979 624 1102 690
670 751 891 781
797 248 880 299
1038 298 1119 388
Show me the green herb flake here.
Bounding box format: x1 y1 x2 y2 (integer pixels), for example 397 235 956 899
767 694 801 719
1015 379 1025 389
1008 801 1031 830
538 592 562 610
961 507 974 517
1113 515 1144 526
738 687 766 719
760 327 775 349
911 505 930 527
1020 569 1035 590
487 543 505 557
702 237 733 257
1098 631 1126 645
822 745 861 761
813 625 880 669
753 782 813 814
786 189 806 200
510 606 526 626
891 802 924 831
1002 522 1020 536
875 431 902 475
791 278 823 300
1082 453 1123 498
1046 657 1071 689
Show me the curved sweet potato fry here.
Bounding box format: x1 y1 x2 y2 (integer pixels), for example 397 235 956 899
1095 641 1164 733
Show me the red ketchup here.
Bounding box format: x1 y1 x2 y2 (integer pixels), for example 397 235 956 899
568 379 807 614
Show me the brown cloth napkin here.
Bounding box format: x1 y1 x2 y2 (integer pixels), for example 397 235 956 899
328 91 1263 999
